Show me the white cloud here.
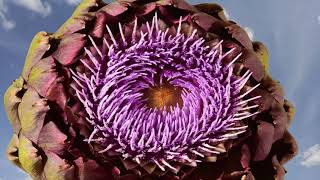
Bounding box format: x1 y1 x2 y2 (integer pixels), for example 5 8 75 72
12 0 52 17
317 16 320 24
65 0 81 5
2 18 15 30
301 144 320 167
0 0 16 30
0 0 53 30
0 12 16 31
244 27 254 41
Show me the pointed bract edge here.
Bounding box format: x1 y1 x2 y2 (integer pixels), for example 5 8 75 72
170 0 199 12
191 12 227 33
99 0 128 16
226 24 253 50
278 130 298 165
241 49 265 82
283 99 295 128
21 32 51 80
47 81 67 109
136 2 157 16
241 171 256 180
18 87 49 143
240 144 251 169
7 133 22 169
249 87 274 113
44 151 76 180
90 11 109 38
253 41 269 74
4 76 24 134
18 134 44 179
38 121 68 156
262 75 285 105
272 156 285 180
53 33 87 66
253 121 275 161
54 0 99 38
28 56 58 97
194 3 229 22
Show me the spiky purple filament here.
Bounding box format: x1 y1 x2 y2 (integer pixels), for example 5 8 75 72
71 14 260 170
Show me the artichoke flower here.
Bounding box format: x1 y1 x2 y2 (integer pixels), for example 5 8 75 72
4 0 298 179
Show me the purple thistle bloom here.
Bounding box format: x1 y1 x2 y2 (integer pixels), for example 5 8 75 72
71 14 260 171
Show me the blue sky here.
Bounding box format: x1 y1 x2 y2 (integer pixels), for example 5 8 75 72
0 0 319 179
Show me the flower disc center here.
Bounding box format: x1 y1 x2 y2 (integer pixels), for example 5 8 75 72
145 84 183 109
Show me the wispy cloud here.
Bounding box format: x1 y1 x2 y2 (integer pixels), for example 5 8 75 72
0 0 53 30
0 0 16 30
301 144 320 167
65 0 81 5
12 0 51 17
0 12 16 31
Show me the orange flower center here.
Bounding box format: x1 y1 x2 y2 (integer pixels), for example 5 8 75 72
146 85 183 109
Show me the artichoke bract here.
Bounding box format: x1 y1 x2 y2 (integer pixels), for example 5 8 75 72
4 0 298 179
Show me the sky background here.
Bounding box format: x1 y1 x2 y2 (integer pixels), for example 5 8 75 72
0 0 319 179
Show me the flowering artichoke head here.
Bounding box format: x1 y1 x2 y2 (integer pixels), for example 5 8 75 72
4 0 298 179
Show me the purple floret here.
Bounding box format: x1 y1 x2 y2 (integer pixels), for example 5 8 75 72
71 14 260 171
